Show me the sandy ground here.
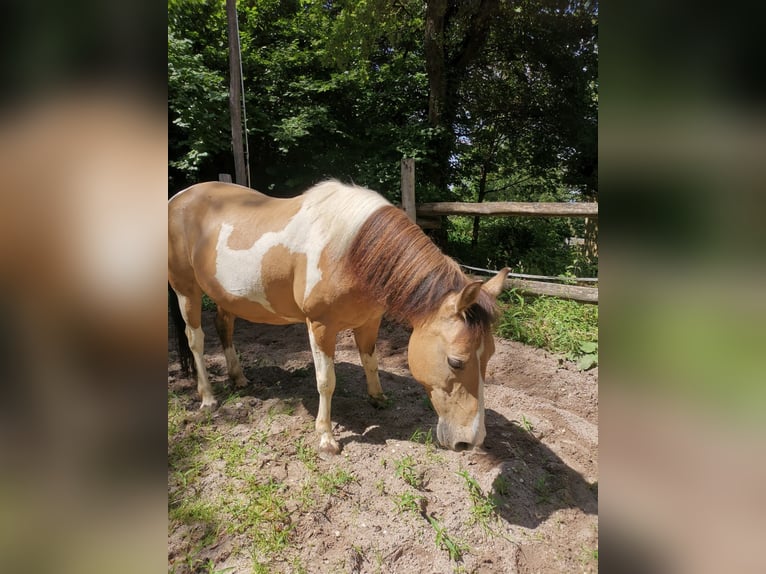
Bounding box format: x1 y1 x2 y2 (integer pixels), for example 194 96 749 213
168 311 598 573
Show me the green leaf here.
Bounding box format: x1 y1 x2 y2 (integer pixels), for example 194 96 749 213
577 353 598 371
579 341 598 354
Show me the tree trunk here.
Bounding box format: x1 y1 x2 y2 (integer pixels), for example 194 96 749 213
226 0 247 186
423 0 499 193
424 0 450 191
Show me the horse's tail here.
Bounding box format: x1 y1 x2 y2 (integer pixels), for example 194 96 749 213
168 284 195 377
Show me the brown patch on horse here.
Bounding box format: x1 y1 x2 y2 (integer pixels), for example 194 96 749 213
224 196 302 250
346 206 497 333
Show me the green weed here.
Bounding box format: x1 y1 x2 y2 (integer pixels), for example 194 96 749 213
519 414 534 433
493 474 512 497
318 468 356 495
394 455 423 489
426 514 468 562
393 491 425 514
457 469 498 532
497 292 598 366
295 436 318 472
534 473 554 504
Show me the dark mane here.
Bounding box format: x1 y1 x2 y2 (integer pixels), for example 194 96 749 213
347 206 496 333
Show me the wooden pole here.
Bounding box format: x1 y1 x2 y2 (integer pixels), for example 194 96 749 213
226 0 247 186
401 158 416 222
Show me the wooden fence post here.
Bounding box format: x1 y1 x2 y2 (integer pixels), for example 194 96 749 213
401 158 416 222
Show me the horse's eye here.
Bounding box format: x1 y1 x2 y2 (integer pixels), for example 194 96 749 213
448 357 465 370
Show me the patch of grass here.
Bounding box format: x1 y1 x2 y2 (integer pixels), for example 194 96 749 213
534 473 554 504
223 478 293 556
497 291 598 367
426 514 469 562
201 293 216 311
295 436 318 472
394 455 424 489
493 474 512 497
222 390 244 406
410 427 444 462
519 414 534 433
393 491 425 514
169 497 217 525
318 468 356 495
457 469 498 532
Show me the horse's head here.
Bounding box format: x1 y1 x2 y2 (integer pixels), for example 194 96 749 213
407 269 508 451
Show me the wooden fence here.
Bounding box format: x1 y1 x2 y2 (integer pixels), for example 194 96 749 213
216 168 599 303
400 159 598 303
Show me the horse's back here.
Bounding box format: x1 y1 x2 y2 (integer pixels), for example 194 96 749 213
168 180 390 326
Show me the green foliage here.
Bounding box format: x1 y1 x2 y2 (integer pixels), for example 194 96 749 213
168 0 598 273
318 468 356 495
426 514 469 563
497 291 598 367
456 470 498 532
393 491 425 515
394 455 423 489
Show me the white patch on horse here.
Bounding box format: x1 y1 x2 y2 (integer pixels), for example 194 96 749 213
215 222 276 311
471 340 487 446
214 182 389 308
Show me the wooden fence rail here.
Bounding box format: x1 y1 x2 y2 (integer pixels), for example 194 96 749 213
399 159 598 303
416 201 598 218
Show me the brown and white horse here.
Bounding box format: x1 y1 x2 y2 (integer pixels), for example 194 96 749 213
168 180 509 456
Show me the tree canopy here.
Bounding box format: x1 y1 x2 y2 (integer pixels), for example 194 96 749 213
168 0 598 274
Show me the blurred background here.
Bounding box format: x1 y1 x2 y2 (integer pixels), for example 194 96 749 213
601 1 766 572
0 0 764 572
0 1 167 572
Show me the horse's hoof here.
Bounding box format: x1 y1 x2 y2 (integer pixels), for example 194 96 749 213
368 393 390 409
199 398 218 410
233 376 250 388
318 435 340 459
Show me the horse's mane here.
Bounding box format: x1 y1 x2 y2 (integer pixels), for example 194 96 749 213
347 205 497 333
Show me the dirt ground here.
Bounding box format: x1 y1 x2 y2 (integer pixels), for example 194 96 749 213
168 311 598 573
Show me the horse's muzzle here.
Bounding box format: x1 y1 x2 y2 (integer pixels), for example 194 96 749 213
436 416 487 451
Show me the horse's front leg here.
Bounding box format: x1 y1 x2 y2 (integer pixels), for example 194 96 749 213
307 320 340 458
353 315 388 408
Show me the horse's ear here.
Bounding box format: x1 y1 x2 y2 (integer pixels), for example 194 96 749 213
482 267 510 299
453 281 483 315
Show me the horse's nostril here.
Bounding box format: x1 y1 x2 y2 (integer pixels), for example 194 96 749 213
453 441 471 452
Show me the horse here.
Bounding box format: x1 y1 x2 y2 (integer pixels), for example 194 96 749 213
168 180 509 456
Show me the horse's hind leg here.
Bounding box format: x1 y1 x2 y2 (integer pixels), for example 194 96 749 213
353 316 388 408
214 305 249 388
173 289 217 409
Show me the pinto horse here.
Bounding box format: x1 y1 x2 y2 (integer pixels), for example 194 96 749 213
168 180 509 456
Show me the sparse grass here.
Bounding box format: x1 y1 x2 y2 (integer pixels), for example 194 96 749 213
394 455 424 489
169 497 217 525
534 473 554 504
457 469 498 533
426 514 469 562
493 474 512 497
519 414 534 433
411 426 445 462
295 436 318 472
393 491 425 514
318 468 356 495
497 291 598 367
